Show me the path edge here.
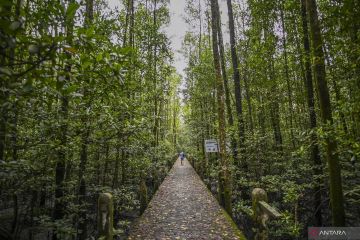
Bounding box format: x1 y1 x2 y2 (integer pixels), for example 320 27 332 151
128 157 179 238
188 161 247 240
221 208 247 240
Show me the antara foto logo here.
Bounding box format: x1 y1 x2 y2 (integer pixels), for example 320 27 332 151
309 227 347 239
319 230 347 236
309 227 320 238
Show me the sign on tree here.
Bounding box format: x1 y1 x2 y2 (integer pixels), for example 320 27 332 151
205 139 219 153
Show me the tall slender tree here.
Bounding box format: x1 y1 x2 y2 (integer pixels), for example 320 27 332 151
77 1 94 239
306 0 345 226
53 1 77 239
300 0 323 226
214 0 237 162
210 0 232 215
226 0 246 165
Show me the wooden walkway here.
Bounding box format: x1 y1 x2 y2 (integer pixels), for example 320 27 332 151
128 159 246 240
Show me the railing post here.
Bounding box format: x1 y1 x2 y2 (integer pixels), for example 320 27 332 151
252 188 268 240
139 178 148 214
97 193 114 240
252 188 281 240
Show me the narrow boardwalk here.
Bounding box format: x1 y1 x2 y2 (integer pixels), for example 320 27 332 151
128 159 246 240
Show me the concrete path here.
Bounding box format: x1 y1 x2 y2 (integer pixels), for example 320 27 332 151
128 159 246 240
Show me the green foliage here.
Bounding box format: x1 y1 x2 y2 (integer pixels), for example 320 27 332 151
0 0 181 238
0 0 359 238
181 0 360 238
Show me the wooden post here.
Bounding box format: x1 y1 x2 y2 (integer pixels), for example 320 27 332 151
252 188 281 240
97 193 114 240
205 152 209 178
139 178 148 214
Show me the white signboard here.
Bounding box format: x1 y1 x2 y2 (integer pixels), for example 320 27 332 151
205 139 219 153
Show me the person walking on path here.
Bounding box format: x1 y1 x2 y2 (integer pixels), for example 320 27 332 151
179 152 185 166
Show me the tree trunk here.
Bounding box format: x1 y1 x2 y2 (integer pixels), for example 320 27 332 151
9 1 21 230
323 48 348 134
129 0 135 48
53 2 75 232
139 177 148 214
280 2 295 148
215 0 237 162
152 1 160 148
113 146 121 189
243 61 254 134
305 0 345 226
121 149 126 184
0 107 6 161
103 144 110 186
226 0 246 165
53 94 69 230
226 0 250 200
78 178 87 240
210 0 232 216
264 23 283 152
0 0 21 162
267 52 283 151
11 194 18 235
346 0 360 137
78 2 93 238
123 0 131 47
300 0 323 226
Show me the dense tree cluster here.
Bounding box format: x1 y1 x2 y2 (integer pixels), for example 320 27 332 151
0 0 180 239
181 0 359 238
1 0 359 239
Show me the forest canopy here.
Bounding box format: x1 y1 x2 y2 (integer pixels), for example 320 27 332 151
0 0 359 239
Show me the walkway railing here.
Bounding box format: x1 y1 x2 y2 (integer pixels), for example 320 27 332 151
251 188 281 240
96 159 281 240
97 193 114 240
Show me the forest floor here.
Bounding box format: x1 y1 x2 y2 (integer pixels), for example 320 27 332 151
128 158 246 240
